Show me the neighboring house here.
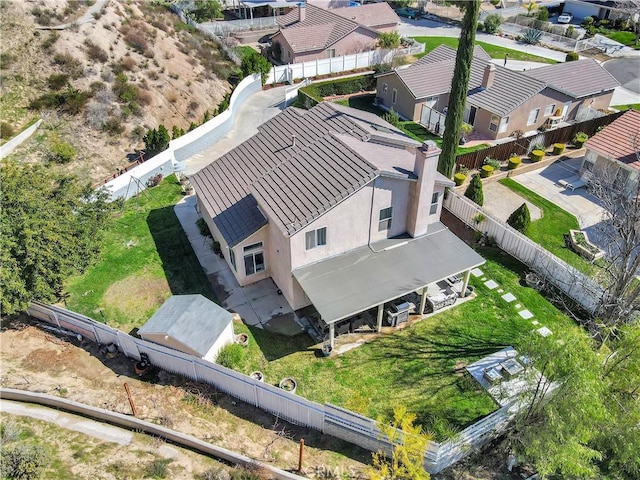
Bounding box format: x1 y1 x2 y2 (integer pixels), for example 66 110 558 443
562 0 638 20
375 45 619 141
138 295 235 362
271 2 399 63
581 109 640 197
190 102 485 347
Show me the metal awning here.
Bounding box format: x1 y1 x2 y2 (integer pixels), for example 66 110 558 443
292 223 485 324
239 0 298 8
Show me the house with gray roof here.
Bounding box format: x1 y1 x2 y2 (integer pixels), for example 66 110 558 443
138 295 235 362
271 2 399 63
375 45 619 141
190 102 484 347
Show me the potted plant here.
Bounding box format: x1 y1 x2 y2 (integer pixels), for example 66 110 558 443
454 172 467 186
480 165 494 177
279 377 297 394
250 371 264 382
573 132 588 148
553 143 565 155
508 155 521 170
530 149 545 162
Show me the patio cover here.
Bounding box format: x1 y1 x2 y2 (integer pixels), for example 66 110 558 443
292 223 485 324
240 0 298 8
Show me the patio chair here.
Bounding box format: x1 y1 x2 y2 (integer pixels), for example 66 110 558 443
558 172 591 191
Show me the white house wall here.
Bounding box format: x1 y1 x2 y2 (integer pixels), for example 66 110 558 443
202 322 235 363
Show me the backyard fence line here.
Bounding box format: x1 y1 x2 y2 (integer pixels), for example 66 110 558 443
284 78 311 106
444 191 604 314
27 300 519 474
200 17 278 36
266 42 425 85
455 111 625 171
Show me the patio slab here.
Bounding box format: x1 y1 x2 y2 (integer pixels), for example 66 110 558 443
518 309 534 320
471 267 484 277
502 293 516 303
482 181 542 223
537 326 553 337
484 279 499 290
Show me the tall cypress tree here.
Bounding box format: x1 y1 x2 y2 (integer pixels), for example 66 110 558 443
437 1 481 178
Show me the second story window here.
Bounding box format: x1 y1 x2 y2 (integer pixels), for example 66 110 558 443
392 89 397 105
430 191 439 215
379 207 393 231
243 242 265 276
305 227 327 250
527 108 540 125
544 103 556 116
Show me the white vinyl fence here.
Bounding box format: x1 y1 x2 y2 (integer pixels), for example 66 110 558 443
199 17 278 36
444 191 604 314
266 42 425 85
28 300 518 474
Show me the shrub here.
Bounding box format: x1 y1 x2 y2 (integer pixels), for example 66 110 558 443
507 203 531 233
143 125 170 157
217 343 245 369
102 116 124 134
383 108 400 127
521 28 543 45
84 40 109 63
0 419 21 443
565 51 579 61
378 31 401 48
49 140 76 163
144 458 172 479
573 132 588 147
537 6 549 21
53 52 84 79
565 25 576 38
124 30 149 54
530 149 545 162
147 173 163 188
507 156 521 170
240 50 272 84
483 157 501 170
120 56 136 71
480 165 494 178
196 218 211 237
483 14 503 34
1 444 50 480
476 22 484 32
0 122 15 140
47 73 69 91
454 172 467 186
42 32 59 51
464 174 484 206
552 143 565 155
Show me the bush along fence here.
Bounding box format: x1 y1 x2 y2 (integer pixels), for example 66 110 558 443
27 300 516 474
444 191 603 314
455 111 625 171
297 75 377 109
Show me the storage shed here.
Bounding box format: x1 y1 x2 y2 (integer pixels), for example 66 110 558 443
138 295 234 362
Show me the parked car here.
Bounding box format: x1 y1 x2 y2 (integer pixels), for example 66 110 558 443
396 7 418 19
558 12 573 24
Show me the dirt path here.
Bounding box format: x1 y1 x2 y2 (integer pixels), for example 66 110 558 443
0 317 371 477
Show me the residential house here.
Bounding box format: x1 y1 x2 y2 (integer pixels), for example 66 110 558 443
581 109 640 196
271 2 399 63
138 295 235 362
190 102 485 347
562 0 638 20
375 45 619 141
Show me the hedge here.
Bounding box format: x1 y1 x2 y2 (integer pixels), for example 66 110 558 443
297 75 376 109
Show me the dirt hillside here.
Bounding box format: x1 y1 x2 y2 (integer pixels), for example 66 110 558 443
0 0 234 183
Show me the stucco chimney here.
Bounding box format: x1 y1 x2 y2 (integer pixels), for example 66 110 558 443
407 140 441 238
482 63 496 89
298 2 306 23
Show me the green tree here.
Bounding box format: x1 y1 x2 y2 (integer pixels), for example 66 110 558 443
143 124 170 157
0 160 112 315
525 1 538 16
240 50 272 85
483 13 503 34
507 203 530 233
189 0 222 22
1 444 50 480
368 405 431 480
464 173 484 206
378 31 401 49
437 0 481 178
537 6 549 21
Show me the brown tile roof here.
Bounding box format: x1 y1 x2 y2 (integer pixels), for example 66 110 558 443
523 58 619 98
276 4 383 54
332 3 399 29
585 110 640 170
190 103 419 245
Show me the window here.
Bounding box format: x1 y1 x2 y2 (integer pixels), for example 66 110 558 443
378 207 393 231
429 191 439 215
243 242 265 276
305 227 327 250
489 114 500 132
499 116 509 134
527 108 540 125
383 83 388 93
229 248 236 271
544 103 556 117
327 49 336 58
392 88 397 105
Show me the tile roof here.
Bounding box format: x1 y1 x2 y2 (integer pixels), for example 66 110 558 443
138 295 232 357
277 4 361 53
585 109 640 170
331 3 400 28
523 58 620 98
390 45 546 116
190 102 419 246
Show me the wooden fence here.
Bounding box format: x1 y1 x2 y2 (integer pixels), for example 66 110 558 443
27 301 519 474
455 111 625 171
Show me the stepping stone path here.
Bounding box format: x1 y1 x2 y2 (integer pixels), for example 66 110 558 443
518 309 534 320
515 304 522 309
471 268 484 277
502 293 517 303
484 280 499 290
497 288 504 293
532 320 539 326
537 326 553 337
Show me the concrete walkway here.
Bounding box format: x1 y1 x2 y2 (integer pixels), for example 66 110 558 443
482 181 543 223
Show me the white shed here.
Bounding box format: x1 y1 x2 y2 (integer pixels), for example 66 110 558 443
138 294 234 363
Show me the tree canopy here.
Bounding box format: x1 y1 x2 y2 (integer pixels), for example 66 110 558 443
0 160 112 314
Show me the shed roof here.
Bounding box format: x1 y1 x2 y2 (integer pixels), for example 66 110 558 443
190 102 419 246
585 109 640 170
523 58 619 98
138 295 232 357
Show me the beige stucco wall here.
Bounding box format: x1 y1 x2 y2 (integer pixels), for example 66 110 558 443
232 227 269 287
202 322 235 363
582 149 640 197
375 73 419 120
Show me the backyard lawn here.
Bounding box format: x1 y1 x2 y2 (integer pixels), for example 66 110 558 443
499 178 603 276
65 176 215 334
411 37 558 63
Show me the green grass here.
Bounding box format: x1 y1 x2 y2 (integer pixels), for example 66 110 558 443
231 248 578 440
600 30 640 48
335 95 489 155
499 178 604 275
65 176 215 333
612 103 640 111
411 36 558 63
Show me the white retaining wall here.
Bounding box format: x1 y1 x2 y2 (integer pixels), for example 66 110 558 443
0 120 42 160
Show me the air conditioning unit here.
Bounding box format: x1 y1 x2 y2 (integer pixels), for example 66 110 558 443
386 301 415 327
